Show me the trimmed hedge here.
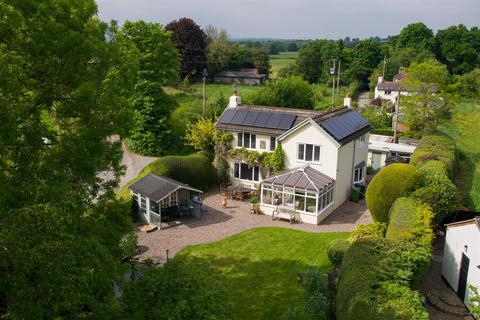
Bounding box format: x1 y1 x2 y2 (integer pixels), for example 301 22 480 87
118 152 217 201
411 163 458 225
411 134 457 178
386 197 434 246
327 239 351 267
366 164 419 224
335 239 430 320
348 222 387 243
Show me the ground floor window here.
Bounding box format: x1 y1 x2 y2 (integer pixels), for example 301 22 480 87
233 162 260 181
354 166 364 183
261 184 334 215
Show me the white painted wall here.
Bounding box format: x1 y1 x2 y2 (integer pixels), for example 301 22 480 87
374 88 413 103
231 131 277 153
281 122 339 179
442 223 480 309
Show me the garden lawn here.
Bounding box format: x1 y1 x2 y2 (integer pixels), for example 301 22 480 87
176 227 348 320
439 99 480 211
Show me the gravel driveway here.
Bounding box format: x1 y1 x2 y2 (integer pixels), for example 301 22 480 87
135 190 372 262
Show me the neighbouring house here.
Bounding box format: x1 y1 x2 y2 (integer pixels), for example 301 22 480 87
215 94 372 225
367 134 416 171
442 217 480 311
129 174 203 228
213 68 266 85
374 75 414 103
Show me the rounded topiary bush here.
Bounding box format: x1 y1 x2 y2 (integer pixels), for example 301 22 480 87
366 164 419 224
386 197 433 245
327 239 351 267
348 222 387 243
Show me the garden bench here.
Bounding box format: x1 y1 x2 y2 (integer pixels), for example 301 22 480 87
272 205 296 223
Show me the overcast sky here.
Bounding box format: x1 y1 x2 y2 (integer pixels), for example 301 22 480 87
96 0 480 39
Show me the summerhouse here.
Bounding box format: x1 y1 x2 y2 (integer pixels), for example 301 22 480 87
260 166 335 225
129 174 203 228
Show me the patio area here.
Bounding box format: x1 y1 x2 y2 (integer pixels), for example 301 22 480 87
135 189 372 262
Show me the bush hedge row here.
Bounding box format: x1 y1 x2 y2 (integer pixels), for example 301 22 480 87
365 163 419 224
335 239 430 320
327 239 351 267
386 197 434 246
118 152 218 201
410 134 457 178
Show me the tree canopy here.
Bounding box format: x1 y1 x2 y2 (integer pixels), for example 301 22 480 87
396 22 435 52
251 76 315 109
166 17 207 79
0 1 136 318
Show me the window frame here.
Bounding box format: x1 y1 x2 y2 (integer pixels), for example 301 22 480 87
353 166 365 183
270 136 276 151
233 161 260 182
237 132 256 149
297 143 321 163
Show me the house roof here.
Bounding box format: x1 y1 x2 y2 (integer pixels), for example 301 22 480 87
393 70 407 81
129 174 202 202
216 104 324 135
214 68 265 79
445 217 480 232
377 81 406 91
216 105 371 145
262 165 335 192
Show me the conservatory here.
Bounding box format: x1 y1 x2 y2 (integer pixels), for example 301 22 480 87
259 166 335 225
129 174 203 228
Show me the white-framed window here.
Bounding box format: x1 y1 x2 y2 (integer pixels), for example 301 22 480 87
354 167 364 183
270 136 276 151
139 195 146 209
357 135 365 147
237 132 256 149
233 161 260 181
358 135 365 143
385 90 392 95
317 184 334 213
297 143 321 163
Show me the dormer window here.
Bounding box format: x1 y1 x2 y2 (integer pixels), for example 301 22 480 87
237 132 256 149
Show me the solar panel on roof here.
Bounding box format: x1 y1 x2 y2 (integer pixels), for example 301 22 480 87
278 114 296 129
219 108 237 124
253 112 272 127
230 110 248 125
265 113 283 129
242 111 260 126
320 111 368 141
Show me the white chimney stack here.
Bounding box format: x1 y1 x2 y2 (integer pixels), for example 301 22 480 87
377 76 383 84
228 91 241 108
343 93 352 108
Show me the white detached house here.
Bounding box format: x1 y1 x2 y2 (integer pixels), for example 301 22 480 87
216 95 372 225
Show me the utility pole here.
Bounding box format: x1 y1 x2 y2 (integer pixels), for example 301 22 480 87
202 68 207 114
330 59 336 108
382 55 387 78
393 91 400 142
336 60 341 102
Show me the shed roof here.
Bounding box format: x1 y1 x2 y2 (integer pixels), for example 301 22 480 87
262 166 334 192
129 174 202 202
445 217 480 232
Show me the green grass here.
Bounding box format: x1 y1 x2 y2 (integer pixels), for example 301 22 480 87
269 51 299 78
176 227 348 320
438 99 480 211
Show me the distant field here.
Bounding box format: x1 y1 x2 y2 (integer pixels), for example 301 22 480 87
439 100 480 211
269 51 299 78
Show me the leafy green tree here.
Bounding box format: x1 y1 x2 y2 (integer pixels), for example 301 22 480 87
435 25 480 74
206 27 231 75
396 22 435 52
0 1 136 318
120 259 229 319
120 20 180 156
343 39 383 88
184 117 217 154
252 47 271 78
252 76 315 109
166 17 207 79
458 68 480 97
296 39 342 83
401 60 451 133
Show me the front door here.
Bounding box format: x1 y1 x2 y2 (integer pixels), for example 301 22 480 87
458 253 470 302
371 152 382 170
